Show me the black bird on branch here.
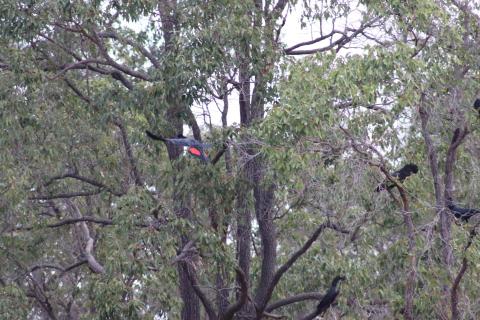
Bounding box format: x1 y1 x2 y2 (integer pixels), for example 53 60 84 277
315 275 346 316
474 98 480 116
447 203 480 222
146 130 211 163
375 163 419 192
146 130 228 165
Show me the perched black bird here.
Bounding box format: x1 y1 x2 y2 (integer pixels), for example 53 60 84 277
375 163 419 192
316 275 346 316
474 98 480 117
146 130 210 163
447 203 480 222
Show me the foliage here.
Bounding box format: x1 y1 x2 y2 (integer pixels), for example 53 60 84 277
1 0 480 319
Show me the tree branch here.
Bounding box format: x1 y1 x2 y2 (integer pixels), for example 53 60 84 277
266 292 324 312
444 127 469 202
259 222 349 314
211 142 229 165
221 268 249 320
67 201 105 274
10 216 159 232
48 216 114 228
29 259 88 275
91 29 151 81
112 117 144 187
285 17 381 55
63 78 92 104
183 263 218 320
29 190 102 200
97 31 161 68
45 172 124 196
451 223 479 319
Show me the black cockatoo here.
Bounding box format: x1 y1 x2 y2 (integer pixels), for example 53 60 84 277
146 130 210 163
447 203 480 222
316 275 346 316
375 163 419 192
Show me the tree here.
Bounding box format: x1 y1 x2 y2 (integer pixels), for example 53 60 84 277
2 0 480 319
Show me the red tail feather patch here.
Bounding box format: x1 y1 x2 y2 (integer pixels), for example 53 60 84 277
188 147 202 157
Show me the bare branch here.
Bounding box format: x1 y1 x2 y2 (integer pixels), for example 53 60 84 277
29 190 102 200
111 117 144 186
67 201 105 274
48 216 114 228
451 257 468 320
266 292 324 312
29 259 88 275
45 172 124 196
10 216 159 233
285 17 381 55
271 0 288 17
63 78 92 104
62 259 89 274
284 30 338 53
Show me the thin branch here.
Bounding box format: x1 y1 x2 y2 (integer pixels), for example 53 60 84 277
451 258 468 320
29 190 102 200
97 31 161 68
64 78 92 104
211 142 229 165
91 29 151 81
451 222 480 319
38 32 82 61
284 30 338 53
271 0 288 17
52 59 110 79
112 117 144 186
48 216 114 228
45 172 123 196
285 17 381 55
334 100 389 113
29 259 88 276
62 259 88 274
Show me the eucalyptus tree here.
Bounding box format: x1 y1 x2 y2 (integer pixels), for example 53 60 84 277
3 0 480 319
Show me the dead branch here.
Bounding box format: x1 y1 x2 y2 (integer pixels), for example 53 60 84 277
67 201 105 274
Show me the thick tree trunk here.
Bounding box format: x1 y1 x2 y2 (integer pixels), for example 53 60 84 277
158 0 201 318
178 236 201 320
